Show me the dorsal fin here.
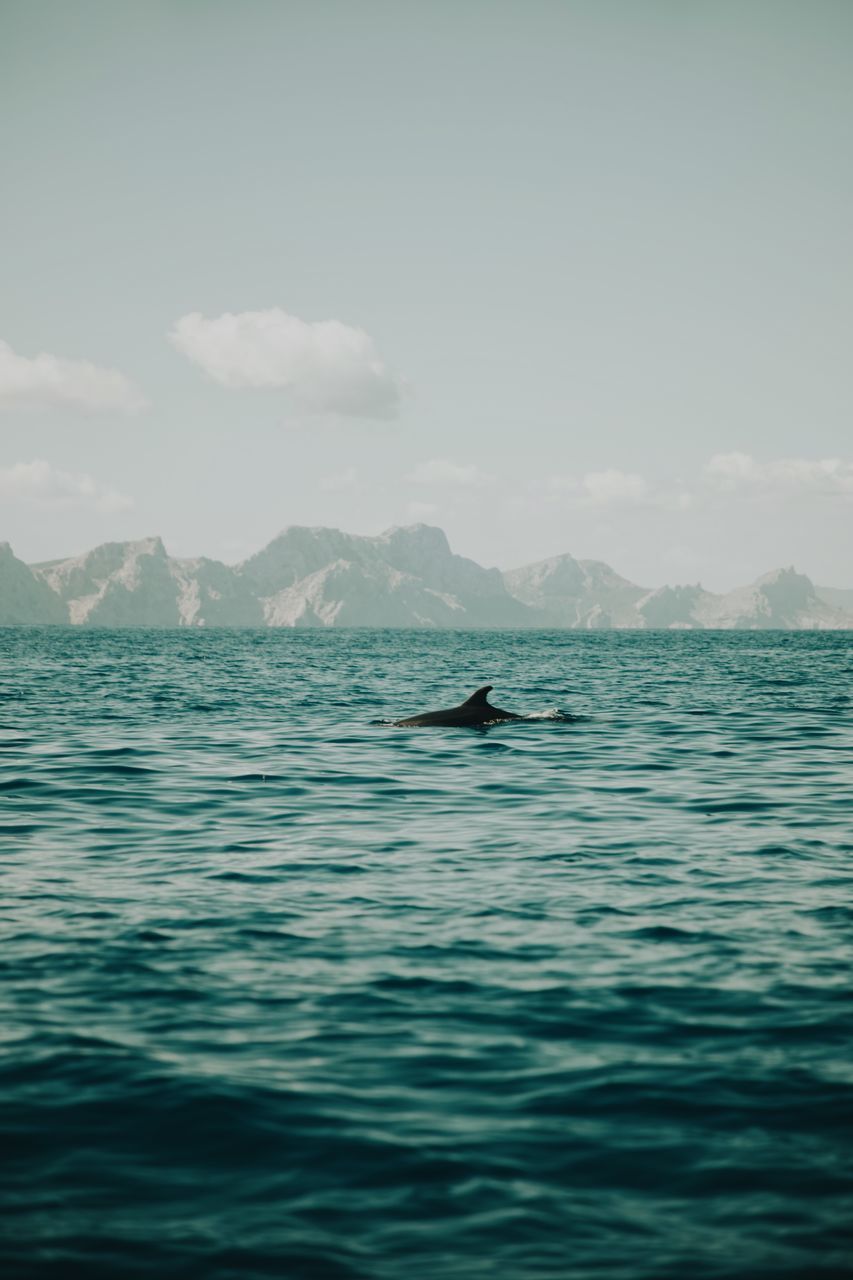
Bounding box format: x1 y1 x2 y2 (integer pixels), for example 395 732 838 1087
463 685 493 706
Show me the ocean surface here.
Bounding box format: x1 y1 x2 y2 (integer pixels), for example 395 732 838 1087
2 628 852 1280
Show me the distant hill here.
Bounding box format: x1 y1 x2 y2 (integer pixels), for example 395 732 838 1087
503 553 645 628
35 537 263 626
238 524 531 627
816 585 853 614
18 524 533 628
0 542 67 624
505 555 853 631
1 525 850 628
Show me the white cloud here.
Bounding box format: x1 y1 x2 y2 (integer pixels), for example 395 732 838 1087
169 308 403 419
549 469 648 504
548 468 697 512
407 458 493 488
706 452 853 497
547 474 582 495
0 460 134 512
550 453 853 513
319 467 359 492
0 340 145 413
705 452 756 486
583 469 648 504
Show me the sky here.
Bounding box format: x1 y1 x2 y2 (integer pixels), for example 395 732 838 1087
1 0 851 590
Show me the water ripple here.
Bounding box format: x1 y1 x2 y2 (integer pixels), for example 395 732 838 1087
1 628 852 1279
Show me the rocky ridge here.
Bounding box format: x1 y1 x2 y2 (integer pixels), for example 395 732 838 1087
0 525 849 628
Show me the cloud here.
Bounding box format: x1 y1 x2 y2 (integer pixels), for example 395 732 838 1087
706 452 853 497
0 459 134 512
0 340 145 413
583 469 648 504
407 458 493 488
169 308 403 419
549 469 648 504
548 453 853 513
547 475 581 495
319 467 359 493
661 489 693 511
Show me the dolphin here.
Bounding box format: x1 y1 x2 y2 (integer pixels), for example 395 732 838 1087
394 685 522 728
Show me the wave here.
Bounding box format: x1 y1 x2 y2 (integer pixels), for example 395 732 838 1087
2 627 851 1279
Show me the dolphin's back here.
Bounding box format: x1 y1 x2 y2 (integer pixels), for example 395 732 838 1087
394 685 520 727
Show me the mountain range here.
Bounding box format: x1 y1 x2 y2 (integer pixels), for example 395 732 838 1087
1 525 850 629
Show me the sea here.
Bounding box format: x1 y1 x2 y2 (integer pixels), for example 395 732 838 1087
1 627 852 1280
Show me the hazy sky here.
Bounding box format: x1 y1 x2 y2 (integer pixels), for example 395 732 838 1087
1 0 851 588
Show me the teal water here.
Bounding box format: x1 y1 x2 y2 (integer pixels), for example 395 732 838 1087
2 628 852 1279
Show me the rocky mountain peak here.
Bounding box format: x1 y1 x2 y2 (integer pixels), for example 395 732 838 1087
2 528 851 629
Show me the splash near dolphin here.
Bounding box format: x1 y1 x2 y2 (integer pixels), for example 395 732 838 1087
394 685 522 728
